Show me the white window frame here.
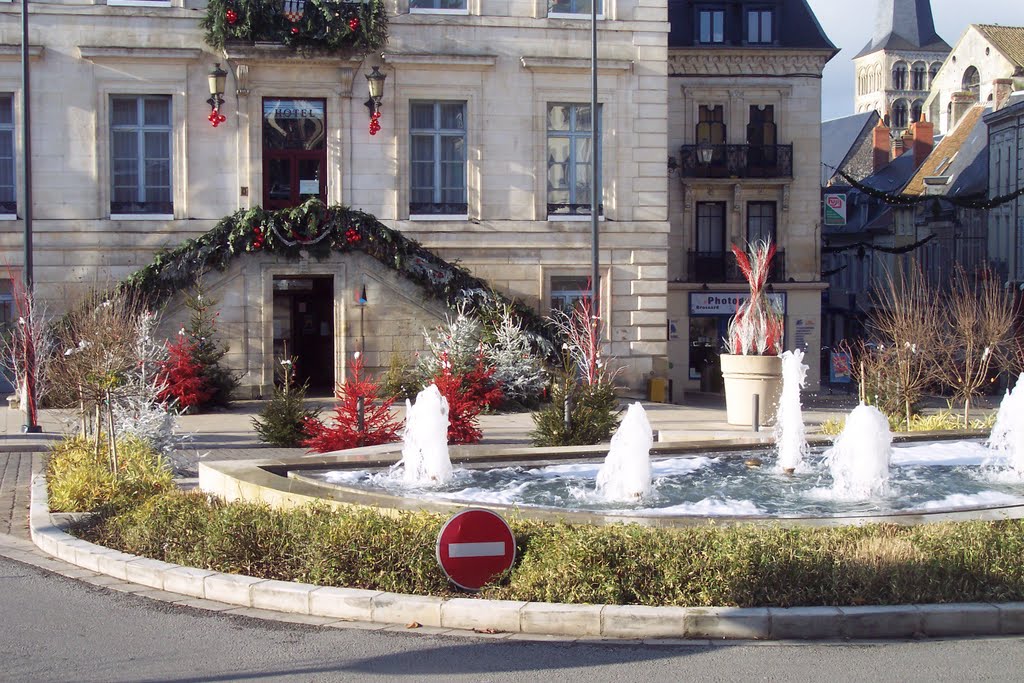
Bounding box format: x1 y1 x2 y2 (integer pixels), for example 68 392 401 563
0 93 15 218
109 94 174 218
409 0 469 15
745 8 773 44
409 100 468 220
546 102 602 220
548 0 604 20
107 0 173 6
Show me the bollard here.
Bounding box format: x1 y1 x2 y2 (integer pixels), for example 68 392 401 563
357 396 365 434
752 394 760 433
563 393 572 435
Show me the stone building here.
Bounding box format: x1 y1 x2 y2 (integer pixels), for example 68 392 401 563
853 0 949 134
666 0 835 393
986 92 1024 287
925 24 1024 136
0 0 671 397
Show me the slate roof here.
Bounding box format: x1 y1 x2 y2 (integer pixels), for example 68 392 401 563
904 105 988 196
668 0 835 50
821 111 880 186
975 24 1024 71
854 0 950 59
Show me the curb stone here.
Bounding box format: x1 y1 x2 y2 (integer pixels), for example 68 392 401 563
26 473 1024 640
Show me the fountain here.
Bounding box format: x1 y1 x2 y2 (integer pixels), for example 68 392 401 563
395 384 453 485
825 403 893 499
595 402 652 501
775 350 809 474
989 373 1024 476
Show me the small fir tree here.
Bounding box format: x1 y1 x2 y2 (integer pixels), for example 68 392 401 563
253 357 320 447
157 334 213 412
431 351 503 445
417 302 482 383
303 353 403 453
484 302 546 409
183 281 239 409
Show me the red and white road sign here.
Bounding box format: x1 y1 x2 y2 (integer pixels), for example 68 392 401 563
436 508 516 591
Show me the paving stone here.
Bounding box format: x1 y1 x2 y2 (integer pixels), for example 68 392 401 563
920 603 1001 637
372 593 444 628
172 597 238 612
380 624 454 636
251 579 314 614
521 603 602 637
769 606 844 640
996 602 1024 635
204 573 265 607
135 589 188 603
441 598 525 633
684 607 771 640
838 605 922 639
162 566 217 599
325 620 390 632
124 557 178 590
602 604 686 639
309 586 379 621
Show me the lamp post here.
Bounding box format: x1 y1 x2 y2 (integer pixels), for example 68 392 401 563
206 63 227 127
589 0 599 323
20 0 40 433
365 66 386 135
357 283 368 353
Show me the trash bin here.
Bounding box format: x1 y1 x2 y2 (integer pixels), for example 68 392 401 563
647 376 668 403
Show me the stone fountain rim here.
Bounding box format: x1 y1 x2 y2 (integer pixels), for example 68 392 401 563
196 430 1024 528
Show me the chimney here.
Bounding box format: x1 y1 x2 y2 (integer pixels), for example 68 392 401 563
910 120 934 168
872 119 891 172
951 92 975 129
993 78 1014 110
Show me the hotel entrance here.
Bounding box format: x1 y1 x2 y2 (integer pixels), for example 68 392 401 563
272 276 334 393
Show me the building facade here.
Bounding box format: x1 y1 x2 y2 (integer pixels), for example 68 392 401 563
666 0 835 393
986 94 1024 287
0 0 671 396
852 0 949 133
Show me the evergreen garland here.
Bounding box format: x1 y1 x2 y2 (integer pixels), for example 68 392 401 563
830 166 1024 210
201 0 388 54
117 198 556 360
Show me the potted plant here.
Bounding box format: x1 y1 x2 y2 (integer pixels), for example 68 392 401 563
720 240 784 427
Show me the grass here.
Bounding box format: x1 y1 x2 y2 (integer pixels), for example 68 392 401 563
74 489 1024 608
818 408 997 436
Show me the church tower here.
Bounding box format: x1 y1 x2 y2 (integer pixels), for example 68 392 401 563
853 0 950 134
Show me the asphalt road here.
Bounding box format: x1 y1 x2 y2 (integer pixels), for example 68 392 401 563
3 556 1024 682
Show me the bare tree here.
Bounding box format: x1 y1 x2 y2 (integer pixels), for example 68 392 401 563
867 260 941 429
1 277 53 429
937 265 1018 425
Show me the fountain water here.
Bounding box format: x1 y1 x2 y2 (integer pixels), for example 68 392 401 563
989 373 1024 475
596 402 653 501
825 403 893 499
775 350 809 474
396 384 453 485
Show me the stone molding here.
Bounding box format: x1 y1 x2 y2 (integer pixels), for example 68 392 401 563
381 53 498 69
78 46 203 63
0 45 43 61
668 52 831 77
520 56 633 73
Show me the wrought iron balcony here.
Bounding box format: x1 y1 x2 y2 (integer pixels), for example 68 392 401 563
686 250 786 283
678 144 793 179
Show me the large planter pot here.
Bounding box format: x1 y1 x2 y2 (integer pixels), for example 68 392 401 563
720 353 783 427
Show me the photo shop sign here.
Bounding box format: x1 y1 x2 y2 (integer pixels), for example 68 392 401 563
689 292 786 317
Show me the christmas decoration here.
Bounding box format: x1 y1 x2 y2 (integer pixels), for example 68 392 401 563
369 109 381 135
225 8 238 24
827 164 1024 210
208 109 227 127
157 335 213 412
430 352 503 445
252 356 321 447
728 240 784 356
303 353 402 452
348 16 360 31
181 282 239 410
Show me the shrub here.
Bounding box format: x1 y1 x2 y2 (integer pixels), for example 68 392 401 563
253 357 320 447
530 373 620 446
379 351 419 401
483 302 547 409
158 335 213 412
430 351 503 445
303 353 402 452
47 435 174 512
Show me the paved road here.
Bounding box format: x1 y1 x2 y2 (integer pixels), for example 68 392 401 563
3 554 1024 683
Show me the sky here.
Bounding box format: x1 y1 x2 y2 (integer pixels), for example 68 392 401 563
806 0 1024 121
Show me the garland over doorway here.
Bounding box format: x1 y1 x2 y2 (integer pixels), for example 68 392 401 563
118 199 556 354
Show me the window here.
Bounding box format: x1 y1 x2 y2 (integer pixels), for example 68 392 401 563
911 62 927 90
698 8 725 44
891 99 908 129
696 202 725 253
410 0 466 11
962 66 980 100
929 62 941 86
0 95 14 214
549 0 601 16
410 101 467 216
110 95 172 215
892 62 907 90
547 103 601 217
747 201 776 245
746 8 772 44
695 104 725 165
549 276 592 315
910 99 923 124
747 104 776 168
262 98 327 210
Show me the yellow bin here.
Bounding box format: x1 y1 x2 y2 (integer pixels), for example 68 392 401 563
647 376 669 403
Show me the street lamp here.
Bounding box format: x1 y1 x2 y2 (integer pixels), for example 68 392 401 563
357 283 368 353
697 141 714 165
365 66 386 135
206 63 228 127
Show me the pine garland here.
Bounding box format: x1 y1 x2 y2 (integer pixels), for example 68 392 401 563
201 0 388 54
830 165 1024 210
116 198 556 359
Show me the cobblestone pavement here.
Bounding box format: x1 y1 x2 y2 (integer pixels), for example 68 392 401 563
0 452 39 538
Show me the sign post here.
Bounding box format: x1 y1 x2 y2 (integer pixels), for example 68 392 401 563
436 508 516 592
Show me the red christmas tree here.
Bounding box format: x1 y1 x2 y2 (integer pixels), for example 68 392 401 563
157 335 214 412
303 353 402 453
431 351 503 445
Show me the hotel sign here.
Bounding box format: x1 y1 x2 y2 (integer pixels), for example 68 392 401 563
689 292 786 316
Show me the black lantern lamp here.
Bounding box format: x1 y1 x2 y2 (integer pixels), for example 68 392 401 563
697 141 714 165
207 63 228 127
365 66 386 134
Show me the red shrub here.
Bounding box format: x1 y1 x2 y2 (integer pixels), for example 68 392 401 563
157 335 213 412
303 354 402 453
431 352 503 445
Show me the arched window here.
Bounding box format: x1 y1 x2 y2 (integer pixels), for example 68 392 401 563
929 62 942 86
962 66 980 99
892 61 908 90
891 99 908 129
910 100 924 123
911 62 927 90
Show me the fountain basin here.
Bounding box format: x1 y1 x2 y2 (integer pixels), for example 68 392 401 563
197 432 1024 528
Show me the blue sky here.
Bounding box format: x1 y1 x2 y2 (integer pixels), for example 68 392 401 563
806 0 1024 121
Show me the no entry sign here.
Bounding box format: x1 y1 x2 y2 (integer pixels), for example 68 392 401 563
436 508 516 591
